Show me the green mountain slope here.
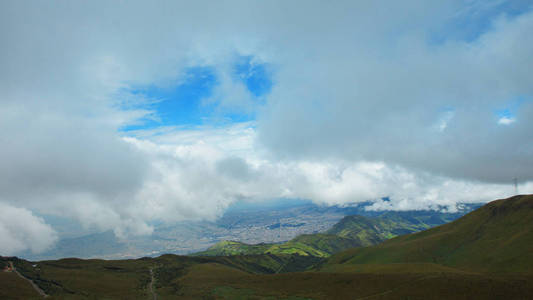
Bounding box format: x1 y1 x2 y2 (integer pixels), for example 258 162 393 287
1 252 323 299
326 214 431 244
4 250 532 299
264 234 361 257
194 234 361 257
2 197 532 299
326 195 533 273
194 210 458 258
194 240 273 256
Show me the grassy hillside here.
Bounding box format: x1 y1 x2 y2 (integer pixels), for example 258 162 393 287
326 195 533 273
325 214 435 244
264 234 361 257
177 262 532 299
0 272 43 300
194 240 274 256
0 255 533 300
2 196 532 299
1 253 323 299
195 211 448 258
195 234 362 258
4 256 154 299
5 255 531 299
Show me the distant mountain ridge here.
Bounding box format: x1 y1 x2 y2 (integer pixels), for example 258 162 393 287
326 194 533 273
22 200 482 260
2 196 532 299
193 208 474 257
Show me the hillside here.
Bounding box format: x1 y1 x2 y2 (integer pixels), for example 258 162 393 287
264 234 361 257
194 210 454 257
2 197 533 299
1 253 324 299
193 240 274 256
3 251 532 299
326 195 533 273
195 234 361 258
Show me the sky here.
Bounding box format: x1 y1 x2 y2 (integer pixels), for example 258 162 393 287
1 0 533 255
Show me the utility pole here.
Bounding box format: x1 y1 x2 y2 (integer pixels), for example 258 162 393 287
513 177 518 195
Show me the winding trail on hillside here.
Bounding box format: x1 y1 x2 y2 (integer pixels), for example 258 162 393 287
149 267 157 300
9 261 48 298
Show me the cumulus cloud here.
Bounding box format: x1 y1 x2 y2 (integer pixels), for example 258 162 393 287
258 5 533 183
498 116 516 125
120 125 530 220
1 0 532 253
0 203 57 255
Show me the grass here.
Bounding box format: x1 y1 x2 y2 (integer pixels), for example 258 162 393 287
211 286 312 300
6 257 531 299
173 262 533 299
194 212 444 259
8 257 153 299
2 195 532 299
326 195 533 273
0 272 43 300
192 241 274 256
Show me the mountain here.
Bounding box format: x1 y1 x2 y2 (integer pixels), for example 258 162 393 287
2 196 532 299
21 230 128 260
326 195 533 273
194 210 465 257
21 201 478 261
193 240 274 256
1 252 323 299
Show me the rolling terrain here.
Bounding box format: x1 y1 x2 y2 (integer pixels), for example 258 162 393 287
193 210 463 257
1 195 531 299
23 201 477 261
325 194 533 273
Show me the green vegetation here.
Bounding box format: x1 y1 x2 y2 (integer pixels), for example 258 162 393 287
326 214 431 242
194 211 446 258
4 256 154 299
326 195 533 273
264 234 360 257
193 240 273 256
171 260 533 299
1 253 322 299
0 272 43 300
2 195 532 299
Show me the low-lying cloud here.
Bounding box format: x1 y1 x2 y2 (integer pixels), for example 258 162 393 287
0 203 58 255
1 1 532 254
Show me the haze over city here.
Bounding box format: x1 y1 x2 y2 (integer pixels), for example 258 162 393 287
1 0 532 257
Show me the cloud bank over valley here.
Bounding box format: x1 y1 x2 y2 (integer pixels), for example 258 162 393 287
1 0 532 254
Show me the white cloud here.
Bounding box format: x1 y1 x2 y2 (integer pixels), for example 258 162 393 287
0 1 532 251
0 203 57 255
435 110 455 132
119 126 527 221
258 7 533 183
498 116 516 125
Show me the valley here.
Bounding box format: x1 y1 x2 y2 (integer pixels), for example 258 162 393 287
2 195 531 299
23 201 476 260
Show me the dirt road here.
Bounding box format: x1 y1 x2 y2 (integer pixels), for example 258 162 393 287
9 261 48 298
149 267 157 300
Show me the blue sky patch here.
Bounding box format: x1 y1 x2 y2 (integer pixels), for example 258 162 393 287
234 56 272 97
121 67 218 131
496 108 514 119
429 0 532 44
494 95 529 124
121 57 273 132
